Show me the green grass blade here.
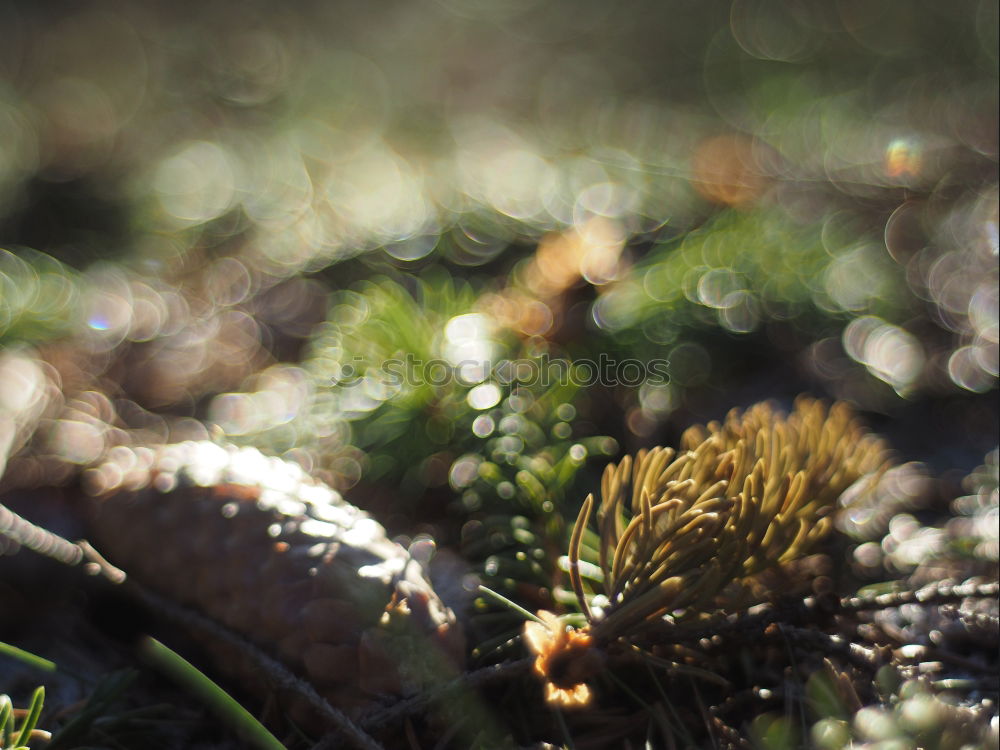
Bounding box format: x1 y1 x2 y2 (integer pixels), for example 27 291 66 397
477 585 545 624
13 686 45 748
138 637 285 750
0 642 57 673
0 694 12 742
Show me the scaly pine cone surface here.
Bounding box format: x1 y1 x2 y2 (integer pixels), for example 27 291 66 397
83 440 465 728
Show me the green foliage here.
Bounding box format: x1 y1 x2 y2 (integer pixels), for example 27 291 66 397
0 687 45 750
241 271 617 515
594 209 910 349
751 712 800 750
566 400 890 641
0 249 81 344
0 644 55 676
810 678 998 750
303 272 485 484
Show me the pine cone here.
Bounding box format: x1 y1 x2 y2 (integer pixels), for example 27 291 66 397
84 441 465 726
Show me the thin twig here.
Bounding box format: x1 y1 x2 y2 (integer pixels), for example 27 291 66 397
77 539 127 583
631 594 839 646
126 584 385 750
0 502 83 566
710 715 754 750
767 624 887 672
840 581 1000 613
888 642 998 676
357 658 531 732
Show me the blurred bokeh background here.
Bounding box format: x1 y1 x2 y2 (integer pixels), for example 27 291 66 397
2 0 995 484
1 0 994 630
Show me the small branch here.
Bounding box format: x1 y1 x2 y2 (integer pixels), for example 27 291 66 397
126 584 385 750
0 502 83 566
642 580 997 647
710 715 754 750
888 642 997 676
633 593 840 645
77 539 127 583
357 657 531 732
764 623 888 672
840 580 1000 613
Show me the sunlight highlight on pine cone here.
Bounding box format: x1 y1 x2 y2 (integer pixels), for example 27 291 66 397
84 441 465 724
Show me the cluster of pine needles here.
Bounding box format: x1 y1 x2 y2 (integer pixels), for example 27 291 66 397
511 399 996 748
